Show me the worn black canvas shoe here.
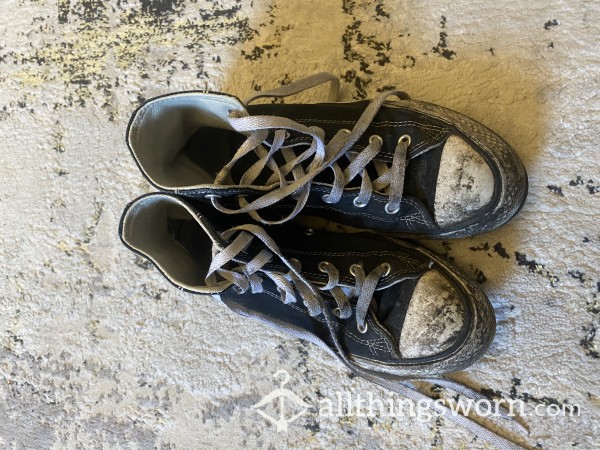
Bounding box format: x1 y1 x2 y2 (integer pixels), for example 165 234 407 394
119 193 533 449
119 193 495 376
126 73 527 238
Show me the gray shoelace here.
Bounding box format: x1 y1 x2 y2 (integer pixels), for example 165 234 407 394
205 224 388 332
210 72 417 224
205 224 530 449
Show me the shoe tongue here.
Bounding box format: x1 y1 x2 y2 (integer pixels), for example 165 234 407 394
402 144 444 218
372 277 419 341
176 199 257 252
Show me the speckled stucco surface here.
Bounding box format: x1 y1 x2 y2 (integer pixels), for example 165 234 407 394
1 1 599 448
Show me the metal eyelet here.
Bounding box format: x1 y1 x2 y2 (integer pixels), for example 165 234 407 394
304 228 315 236
333 307 341 318
289 257 301 266
398 134 411 147
233 285 244 294
357 322 368 334
322 194 335 204
369 134 383 145
283 130 291 139
353 197 367 208
349 263 363 276
318 261 332 273
205 194 222 200
339 128 351 134
380 262 392 277
384 203 400 215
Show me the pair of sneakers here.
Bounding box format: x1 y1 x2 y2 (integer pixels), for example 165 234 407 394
119 73 528 447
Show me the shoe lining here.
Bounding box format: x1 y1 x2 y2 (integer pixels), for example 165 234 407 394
121 196 211 289
129 94 244 189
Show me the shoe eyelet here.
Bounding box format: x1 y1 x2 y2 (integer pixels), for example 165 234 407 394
353 197 367 208
283 130 291 139
322 193 335 204
318 261 332 273
380 262 391 277
369 134 383 145
205 194 222 199
233 285 245 294
398 134 411 147
304 228 315 236
384 203 400 215
349 263 363 276
289 257 301 266
333 307 341 318
357 322 368 334
339 128 351 134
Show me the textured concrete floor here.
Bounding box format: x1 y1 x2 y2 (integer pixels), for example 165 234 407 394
1 0 599 448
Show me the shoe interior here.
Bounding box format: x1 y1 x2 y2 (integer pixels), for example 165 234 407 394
121 195 214 290
128 94 246 189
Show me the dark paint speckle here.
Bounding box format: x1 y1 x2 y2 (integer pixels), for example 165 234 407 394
431 16 456 60
547 184 563 196
480 388 502 399
375 3 390 19
568 176 598 194
569 175 584 186
544 19 560 30
470 242 490 252
140 0 183 17
515 252 559 287
71 0 107 23
493 242 510 259
304 420 320 433
472 267 487 284
341 70 371 99
342 19 392 74
580 323 599 358
508 377 579 413
58 0 70 23
342 0 355 15
403 55 416 69
568 270 588 283
200 5 241 21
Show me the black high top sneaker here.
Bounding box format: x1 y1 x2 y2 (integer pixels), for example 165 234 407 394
120 193 494 375
126 73 527 238
119 193 532 450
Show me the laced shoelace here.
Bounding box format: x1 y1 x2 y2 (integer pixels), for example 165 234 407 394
205 224 530 450
210 72 419 224
205 224 389 333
